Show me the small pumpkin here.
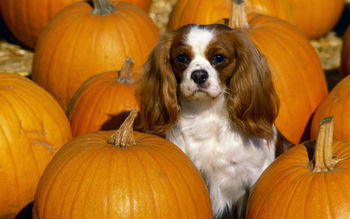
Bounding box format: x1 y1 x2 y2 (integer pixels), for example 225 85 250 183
222 0 328 144
246 117 350 218
167 0 295 30
289 0 345 39
340 24 350 78
31 0 159 111
0 0 153 49
67 57 140 137
310 75 350 141
0 73 72 218
33 110 213 219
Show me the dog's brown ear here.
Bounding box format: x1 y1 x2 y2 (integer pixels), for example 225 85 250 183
226 29 279 140
135 31 180 137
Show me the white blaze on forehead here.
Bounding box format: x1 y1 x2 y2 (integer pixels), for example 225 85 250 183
185 26 215 57
180 26 223 100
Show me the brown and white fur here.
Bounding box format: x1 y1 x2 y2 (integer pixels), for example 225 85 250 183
135 24 288 218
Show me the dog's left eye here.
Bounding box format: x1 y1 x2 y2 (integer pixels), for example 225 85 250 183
211 54 226 66
175 54 189 66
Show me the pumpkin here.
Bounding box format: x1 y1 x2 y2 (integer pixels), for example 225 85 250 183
0 0 80 49
219 0 328 144
246 116 350 218
0 73 72 218
125 0 152 12
310 75 350 141
67 57 140 137
340 25 350 78
33 110 213 219
31 0 159 111
289 0 345 39
0 0 153 49
167 0 295 30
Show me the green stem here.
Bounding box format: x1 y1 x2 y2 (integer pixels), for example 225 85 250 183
91 0 115 15
228 0 249 29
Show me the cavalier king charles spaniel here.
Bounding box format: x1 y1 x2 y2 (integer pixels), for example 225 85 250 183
135 24 289 218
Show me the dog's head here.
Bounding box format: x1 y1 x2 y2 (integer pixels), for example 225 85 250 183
135 24 279 139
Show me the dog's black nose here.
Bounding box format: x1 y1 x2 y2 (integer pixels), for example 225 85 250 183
191 70 208 85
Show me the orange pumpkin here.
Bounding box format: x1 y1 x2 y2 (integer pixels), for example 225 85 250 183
125 0 152 12
67 57 140 137
167 0 295 30
0 73 72 218
289 0 345 39
246 117 350 218
221 0 328 144
340 25 350 78
33 110 213 219
31 0 159 111
0 0 153 49
0 0 80 49
310 75 350 141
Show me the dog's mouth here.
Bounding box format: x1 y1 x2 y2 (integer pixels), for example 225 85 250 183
195 88 209 94
187 88 223 100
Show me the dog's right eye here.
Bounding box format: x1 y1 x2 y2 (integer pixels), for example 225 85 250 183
176 54 189 66
211 53 226 66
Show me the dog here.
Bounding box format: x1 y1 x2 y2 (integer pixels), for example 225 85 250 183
135 24 289 218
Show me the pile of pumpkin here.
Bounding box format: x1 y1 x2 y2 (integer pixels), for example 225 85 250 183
0 0 349 218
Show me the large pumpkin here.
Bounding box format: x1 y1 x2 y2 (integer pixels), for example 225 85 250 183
167 0 295 30
31 0 159 111
221 0 328 144
246 117 350 218
289 0 345 39
33 110 213 219
0 73 72 218
0 0 153 49
67 57 140 137
310 75 350 141
340 24 350 78
125 0 152 12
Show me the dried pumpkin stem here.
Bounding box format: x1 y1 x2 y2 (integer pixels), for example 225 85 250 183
115 57 135 84
229 0 250 29
313 116 342 172
91 0 115 15
107 109 138 147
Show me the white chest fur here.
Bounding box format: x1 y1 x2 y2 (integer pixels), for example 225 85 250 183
166 95 276 217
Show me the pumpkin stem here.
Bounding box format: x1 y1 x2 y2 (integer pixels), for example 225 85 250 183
228 0 250 29
313 116 344 172
116 57 135 84
107 109 138 147
91 0 115 15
